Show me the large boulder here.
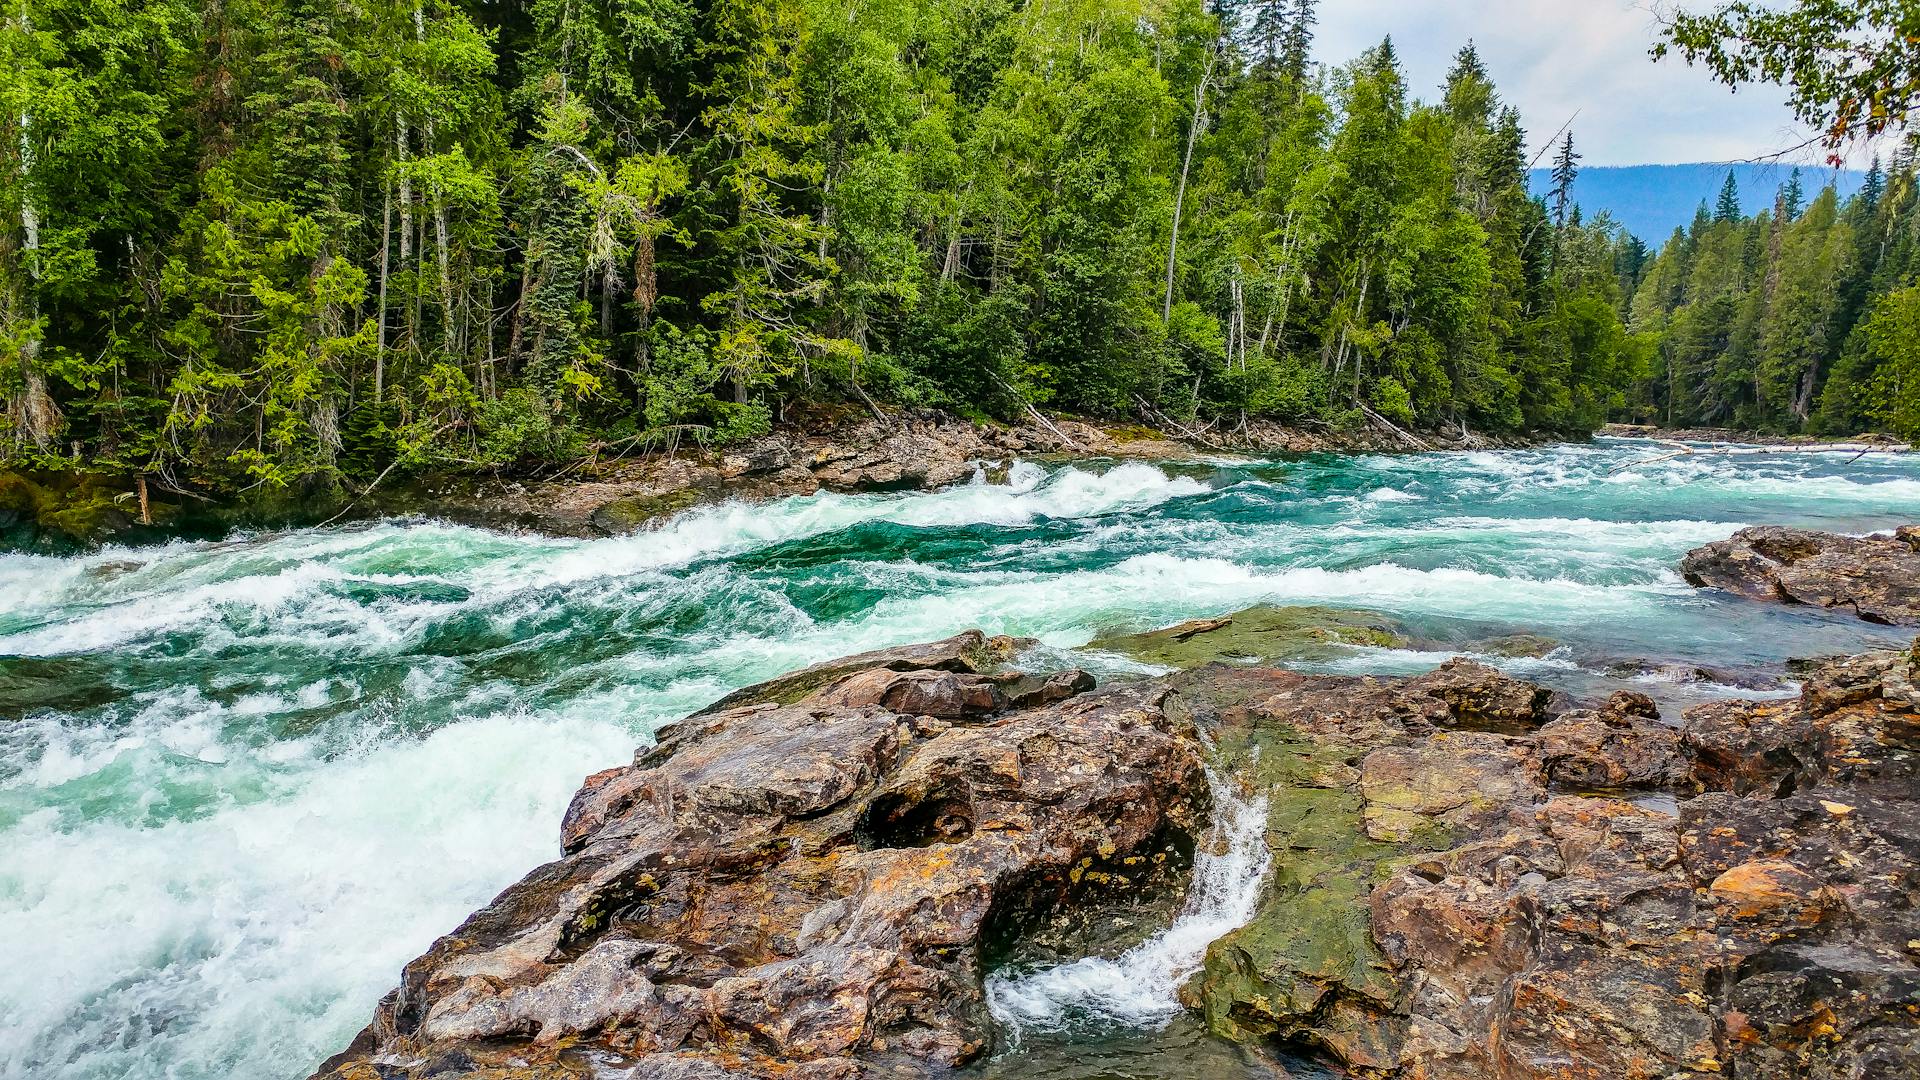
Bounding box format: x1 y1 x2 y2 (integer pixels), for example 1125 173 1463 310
1680 525 1920 625
313 633 1206 1079
315 637 1920 1080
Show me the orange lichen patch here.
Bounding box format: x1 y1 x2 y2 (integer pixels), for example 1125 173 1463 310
1707 860 1829 922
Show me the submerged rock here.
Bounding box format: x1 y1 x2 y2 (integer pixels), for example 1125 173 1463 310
1091 605 1406 669
1680 525 1920 625
313 633 1206 1079
1474 633 1561 659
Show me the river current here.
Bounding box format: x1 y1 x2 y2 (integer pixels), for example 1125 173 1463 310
4 438 1919 1079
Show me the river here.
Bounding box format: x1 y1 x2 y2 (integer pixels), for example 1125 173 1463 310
3 437 1918 1079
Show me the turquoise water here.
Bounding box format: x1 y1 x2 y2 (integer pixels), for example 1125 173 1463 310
2 438 1918 1079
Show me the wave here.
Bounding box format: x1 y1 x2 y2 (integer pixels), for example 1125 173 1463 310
0 710 636 1080
0 462 1210 658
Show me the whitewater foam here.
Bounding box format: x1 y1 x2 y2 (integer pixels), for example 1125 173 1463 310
986 770 1271 1036
6 443 1920 1080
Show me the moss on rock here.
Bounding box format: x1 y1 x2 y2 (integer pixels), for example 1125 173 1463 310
1092 606 1405 669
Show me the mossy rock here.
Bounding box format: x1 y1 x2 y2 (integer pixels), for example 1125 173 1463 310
587 488 705 534
1091 605 1405 669
1475 633 1560 658
0 471 173 548
1161 667 1480 1057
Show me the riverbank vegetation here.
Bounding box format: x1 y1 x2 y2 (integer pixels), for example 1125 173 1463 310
0 0 1641 498
1615 158 1920 439
1631 0 1920 440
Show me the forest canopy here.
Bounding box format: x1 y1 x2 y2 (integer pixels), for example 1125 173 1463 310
0 0 1909 499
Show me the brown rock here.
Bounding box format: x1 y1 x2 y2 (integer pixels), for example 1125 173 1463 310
314 636 1205 1079
1680 525 1920 624
1534 708 1689 792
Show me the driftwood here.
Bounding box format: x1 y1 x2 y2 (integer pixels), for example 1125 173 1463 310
992 374 1085 451
1168 615 1233 641
1134 395 1228 450
1358 403 1431 451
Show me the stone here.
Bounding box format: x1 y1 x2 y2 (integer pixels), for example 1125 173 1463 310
1089 605 1407 669
1680 525 1920 624
1534 695 1689 792
313 635 1206 1080
316 641 1920 1080
1188 645 1920 1080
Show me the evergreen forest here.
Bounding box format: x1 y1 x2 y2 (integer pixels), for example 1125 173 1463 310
0 0 1913 497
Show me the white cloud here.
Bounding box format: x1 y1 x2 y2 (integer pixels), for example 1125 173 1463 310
1311 0 1863 167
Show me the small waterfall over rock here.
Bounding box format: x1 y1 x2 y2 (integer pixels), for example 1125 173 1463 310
985 767 1272 1038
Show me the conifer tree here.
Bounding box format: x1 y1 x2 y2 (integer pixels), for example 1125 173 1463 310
1715 171 1742 223
1549 132 1579 229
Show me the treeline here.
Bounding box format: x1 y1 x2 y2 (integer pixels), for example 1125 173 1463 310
0 0 1640 492
1618 159 1920 438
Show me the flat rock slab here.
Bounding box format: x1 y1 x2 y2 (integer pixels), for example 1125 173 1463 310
1681 525 1920 625
1091 605 1407 669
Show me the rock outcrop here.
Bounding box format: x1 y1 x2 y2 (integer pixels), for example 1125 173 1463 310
1090 605 1408 669
1182 647 1920 1079
317 635 1920 1079
313 632 1206 1079
1680 524 1920 625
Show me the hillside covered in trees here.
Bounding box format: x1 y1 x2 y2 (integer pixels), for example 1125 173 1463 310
1619 160 1920 437
0 0 1645 497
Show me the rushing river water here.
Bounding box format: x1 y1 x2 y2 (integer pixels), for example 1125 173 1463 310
4 437 1920 1079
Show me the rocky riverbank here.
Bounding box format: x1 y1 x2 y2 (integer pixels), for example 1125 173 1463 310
314 619 1920 1079
1 411 1538 549
1601 423 1914 448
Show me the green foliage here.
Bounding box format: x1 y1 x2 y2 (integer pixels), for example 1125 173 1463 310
1621 162 1919 435
1 0 1652 499
1661 0 1920 156
1856 285 1920 439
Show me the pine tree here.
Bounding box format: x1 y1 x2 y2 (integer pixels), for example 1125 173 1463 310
1279 0 1316 84
1779 168 1805 220
1548 131 1579 230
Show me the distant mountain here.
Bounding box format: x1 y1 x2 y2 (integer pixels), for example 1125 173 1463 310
1526 163 1868 245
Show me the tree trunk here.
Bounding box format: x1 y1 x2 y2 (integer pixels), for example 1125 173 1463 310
12 0 57 450
375 182 392 400
633 231 656 375
1163 48 1215 324
417 5 458 357
396 116 414 348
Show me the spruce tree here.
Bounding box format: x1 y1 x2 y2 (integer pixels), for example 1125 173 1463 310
1715 171 1742 223
1279 0 1316 83
1549 131 1579 230
1779 168 1805 220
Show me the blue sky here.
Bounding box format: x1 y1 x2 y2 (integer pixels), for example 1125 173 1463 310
1314 0 1883 168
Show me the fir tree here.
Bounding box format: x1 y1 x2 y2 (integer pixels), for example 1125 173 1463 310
1779 169 1805 220
1549 131 1579 230
1279 0 1316 84
1715 171 1743 223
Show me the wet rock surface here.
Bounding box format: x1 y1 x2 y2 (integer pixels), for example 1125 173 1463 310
317 636 1920 1079
1089 606 1407 669
346 413 1534 540
1681 524 1920 625
314 632 1207 1080
1182 646 1920 1079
